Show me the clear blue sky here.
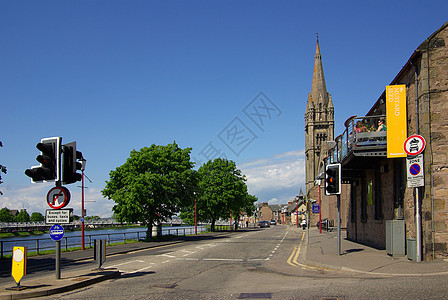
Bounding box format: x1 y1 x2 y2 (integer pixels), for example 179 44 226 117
1 1 447 217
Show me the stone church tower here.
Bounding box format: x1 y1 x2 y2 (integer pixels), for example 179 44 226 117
305 39 334 193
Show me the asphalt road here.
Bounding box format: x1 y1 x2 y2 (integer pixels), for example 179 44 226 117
29 225 448 299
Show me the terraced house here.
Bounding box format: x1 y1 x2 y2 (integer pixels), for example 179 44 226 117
307 21 448 261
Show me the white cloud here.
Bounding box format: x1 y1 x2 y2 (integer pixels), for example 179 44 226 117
1 182 114 218
2 149 306 218
238 150 306 204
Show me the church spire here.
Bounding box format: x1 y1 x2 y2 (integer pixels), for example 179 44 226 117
308 38 330 109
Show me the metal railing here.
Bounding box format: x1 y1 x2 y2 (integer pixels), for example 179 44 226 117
0 226 212 258
328 115 387 164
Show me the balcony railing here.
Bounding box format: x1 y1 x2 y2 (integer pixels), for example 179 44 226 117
328 115 387 165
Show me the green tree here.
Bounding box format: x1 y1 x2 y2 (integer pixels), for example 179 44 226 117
16 210 30 222
0 207 14 222
0 141 6 196
182 158 256 231
30 212 45 222
102 142 196 239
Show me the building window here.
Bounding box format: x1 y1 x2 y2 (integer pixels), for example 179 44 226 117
350 182 357 223
361 178 367 222
374 169 383 220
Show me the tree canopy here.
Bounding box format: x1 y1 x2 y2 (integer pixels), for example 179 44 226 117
16 210 30 222
30 212 45 222
102 142 196 239
181 158 257 231
0 207 14 222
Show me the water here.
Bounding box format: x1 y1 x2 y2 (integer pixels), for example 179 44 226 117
0 225 207 257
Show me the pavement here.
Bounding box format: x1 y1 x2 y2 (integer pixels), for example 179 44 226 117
1 226 448 299
302 226 448 276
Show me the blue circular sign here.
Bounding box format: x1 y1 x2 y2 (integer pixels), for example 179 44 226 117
410 163 421 176
49 224 65 241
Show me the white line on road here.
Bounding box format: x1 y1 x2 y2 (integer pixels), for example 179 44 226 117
107 260 145 268
203 258 244 262
125 264 155 274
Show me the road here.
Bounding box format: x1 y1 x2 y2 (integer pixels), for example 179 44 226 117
23 226 448 299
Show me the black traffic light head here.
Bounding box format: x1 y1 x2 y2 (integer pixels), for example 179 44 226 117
325 163 341 195
62 141 84 185
25 137 61 183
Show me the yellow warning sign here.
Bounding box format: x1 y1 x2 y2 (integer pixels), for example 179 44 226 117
11 246 27 284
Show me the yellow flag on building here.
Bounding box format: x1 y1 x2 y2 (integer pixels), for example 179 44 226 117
386 85 407 158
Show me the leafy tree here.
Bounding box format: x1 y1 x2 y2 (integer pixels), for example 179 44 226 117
16 210 30 222
0 141 6 196
30 212 45 222
102 142 196 239
0 207 14 222
181 158 256 231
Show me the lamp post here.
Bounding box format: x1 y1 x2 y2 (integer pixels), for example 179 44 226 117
194 197 197 235
318 179 322 234
296 198 299 228
80 158 86 250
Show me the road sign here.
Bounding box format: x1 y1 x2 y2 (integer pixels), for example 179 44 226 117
312 203 320 214
407 154 424 187
404 135 426 156
47 186 71 209
46 209 72 224
11 246 27 285
49 224 65 241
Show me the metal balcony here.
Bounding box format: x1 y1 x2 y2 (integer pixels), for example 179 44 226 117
327 115 387 175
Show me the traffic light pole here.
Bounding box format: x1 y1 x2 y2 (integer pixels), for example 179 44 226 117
337 194 341 255
54 180 62 279
81 169 85 250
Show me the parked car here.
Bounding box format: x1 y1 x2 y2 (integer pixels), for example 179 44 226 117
259 221 270 228
270 220 277 225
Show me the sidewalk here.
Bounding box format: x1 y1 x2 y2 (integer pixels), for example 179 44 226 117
0 231 231 300
301 226 448 276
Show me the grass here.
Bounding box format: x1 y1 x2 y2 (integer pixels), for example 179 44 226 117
0 231 47 238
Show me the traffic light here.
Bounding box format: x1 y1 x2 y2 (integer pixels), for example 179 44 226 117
61 141 84 185
325 163 341 195
25 137 61 183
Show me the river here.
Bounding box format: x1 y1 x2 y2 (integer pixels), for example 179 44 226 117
0 225 207 257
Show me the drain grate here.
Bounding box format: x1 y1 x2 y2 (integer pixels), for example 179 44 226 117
238 293 272 299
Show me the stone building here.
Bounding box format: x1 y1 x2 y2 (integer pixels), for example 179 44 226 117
305 39 348 228
326 21 448 261
305 39 334 193
256 202 283 223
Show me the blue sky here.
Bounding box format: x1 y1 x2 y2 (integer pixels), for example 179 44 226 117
1 1 447 217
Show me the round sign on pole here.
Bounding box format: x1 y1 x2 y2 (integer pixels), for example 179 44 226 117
49 224 65 241
404 135 426 156
409 163 421 176
47 187 71 209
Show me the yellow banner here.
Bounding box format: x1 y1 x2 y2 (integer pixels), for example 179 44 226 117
386 85 407 158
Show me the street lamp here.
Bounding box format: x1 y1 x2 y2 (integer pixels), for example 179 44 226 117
80 158 86 250
194 193 197 235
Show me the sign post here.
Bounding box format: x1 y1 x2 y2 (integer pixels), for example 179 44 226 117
7 247 27 290
403 134 426 263
49 224 64 279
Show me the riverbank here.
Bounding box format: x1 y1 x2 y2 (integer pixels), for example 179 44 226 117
0 225 146 239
